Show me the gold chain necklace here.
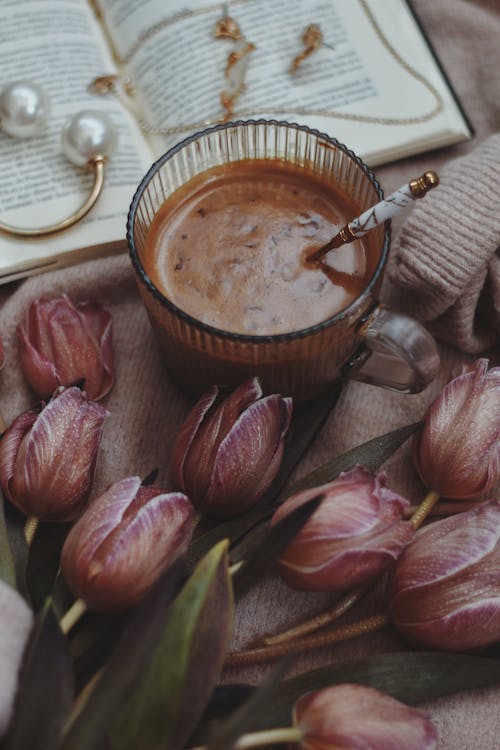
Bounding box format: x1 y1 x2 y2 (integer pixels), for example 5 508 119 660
94 0 443 137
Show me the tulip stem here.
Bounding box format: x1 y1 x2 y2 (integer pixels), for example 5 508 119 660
190 727 303 750
261 584 368 646
406 499 483 518
60 598 87 635
225 612 389 667
24 516 39 546
410 489 440 530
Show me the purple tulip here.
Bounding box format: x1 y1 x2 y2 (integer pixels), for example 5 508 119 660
413 358 500 499
272 467 414 591
18 294 113 401
387 500 500 651
0 581 33 738
0 386 107 521
61 476 194 611
294 684 437 750
170 377 292 516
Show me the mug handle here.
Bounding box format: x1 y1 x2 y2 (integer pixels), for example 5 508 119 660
344 304 440 393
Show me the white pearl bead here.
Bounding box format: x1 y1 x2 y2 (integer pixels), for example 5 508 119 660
61 110 118 167
0 81 49 138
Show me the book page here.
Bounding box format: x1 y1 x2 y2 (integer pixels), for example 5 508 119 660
97 0 471 165
0 0 154 280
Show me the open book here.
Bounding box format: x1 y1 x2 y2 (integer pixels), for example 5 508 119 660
0 0 472 283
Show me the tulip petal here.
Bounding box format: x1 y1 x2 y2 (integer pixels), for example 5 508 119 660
77 301 114 399
280 519 414 591
18 321 60 399
19 296 114 401
273 468 413 591
170 386 219 492
9 387 107 519
179 378 263 502
0 580 33 738
62 481 194 610
414 359 500 498
388 501 500 595
203 393 291 515
273 468 408 538
387 501 500 651
0 409 38 508
46 298 104 399
394 597 500 651
295 684 437 750
62 476 143 578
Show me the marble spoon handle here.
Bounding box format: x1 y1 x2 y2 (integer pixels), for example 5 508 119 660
306 170 439 263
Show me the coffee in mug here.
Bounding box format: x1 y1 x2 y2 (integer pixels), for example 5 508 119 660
128 120 439 402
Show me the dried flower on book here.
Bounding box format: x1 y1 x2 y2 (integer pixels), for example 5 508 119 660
171 377 292 516
213 11 255 121
61 475 194 610
18 294 113 401
0 386 107 521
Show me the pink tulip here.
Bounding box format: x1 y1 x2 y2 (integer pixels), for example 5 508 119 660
387 500 500 651
171 377 292 516
272 467 414 591
413 358 500 499
294 684 437 750
0 386 107 521
0 336 4 370
0 581 33 738
18 294 113 401
61 476 194 611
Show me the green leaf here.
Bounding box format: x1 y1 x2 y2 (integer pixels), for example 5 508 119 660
239 652 500 731
0 491 16 588
1 499 29 601
27 521 71 612
4 599 74 750
188 386 341 568
106 540 233 750
286 421 422 496
60 560 185 750
231 421 421 563
232 495 324 598
68 609 124 693
206 660 291 750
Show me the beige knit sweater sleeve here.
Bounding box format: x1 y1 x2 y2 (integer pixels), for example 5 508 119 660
389 134 500 353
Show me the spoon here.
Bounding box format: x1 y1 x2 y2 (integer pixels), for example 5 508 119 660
306 170 439 263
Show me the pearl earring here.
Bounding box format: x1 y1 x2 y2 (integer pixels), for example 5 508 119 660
0 81 50 138
0 81 117 237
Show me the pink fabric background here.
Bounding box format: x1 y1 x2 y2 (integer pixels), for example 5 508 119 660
0 1 499 747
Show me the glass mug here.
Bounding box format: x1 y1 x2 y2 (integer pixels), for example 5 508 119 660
127 120 439 403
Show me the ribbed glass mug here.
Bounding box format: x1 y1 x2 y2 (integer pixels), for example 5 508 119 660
127 120 439 402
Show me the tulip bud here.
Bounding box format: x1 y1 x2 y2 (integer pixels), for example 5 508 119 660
0 580 33 738
61 476 194 610
272 467 414 591
294 684 437 750
0 386 107 521
387 500 500 651
170 377 292 516
413 358 500 499
18 294 113 401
